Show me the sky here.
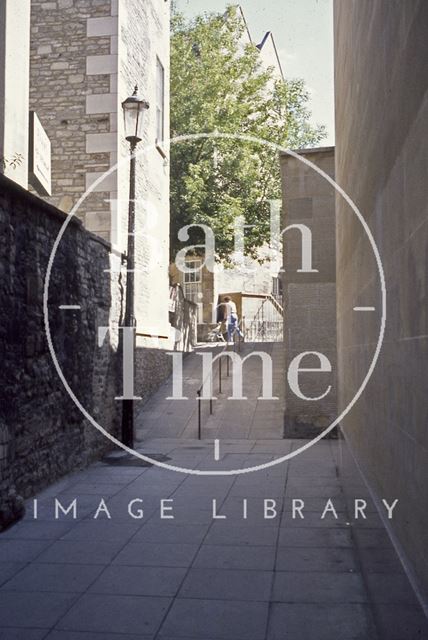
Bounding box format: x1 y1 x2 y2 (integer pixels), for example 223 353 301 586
175 0 334 146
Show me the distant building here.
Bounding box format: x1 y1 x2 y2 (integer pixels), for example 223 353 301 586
280 146 337 437
235 5 283 81
170 6 284 340
30 0 171 347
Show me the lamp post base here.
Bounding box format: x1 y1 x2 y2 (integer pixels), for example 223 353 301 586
121 399 134 449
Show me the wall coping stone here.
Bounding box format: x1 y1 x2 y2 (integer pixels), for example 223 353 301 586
0 174 124 259
280 145 335 158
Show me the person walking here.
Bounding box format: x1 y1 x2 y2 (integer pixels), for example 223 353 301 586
223 296 244 344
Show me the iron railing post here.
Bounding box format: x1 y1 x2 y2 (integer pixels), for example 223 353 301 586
197 389 201 440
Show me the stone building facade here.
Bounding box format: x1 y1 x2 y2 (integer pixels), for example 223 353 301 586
280 147 337 437
334 0 428 607
0 0 31 188
30 0 171 347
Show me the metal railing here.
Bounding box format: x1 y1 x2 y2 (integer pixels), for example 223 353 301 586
245 294 284 342
196 333 242 440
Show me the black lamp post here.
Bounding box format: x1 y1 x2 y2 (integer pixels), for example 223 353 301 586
121 85 149 448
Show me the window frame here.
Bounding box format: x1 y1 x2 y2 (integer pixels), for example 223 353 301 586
184 259 202 284
155 56 165 155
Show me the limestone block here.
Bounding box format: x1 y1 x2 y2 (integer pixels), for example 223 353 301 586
85 170 117 192
86 54 117 75
37 44 52 54
86 132 117 153
87 16 118 37
86 93 117 114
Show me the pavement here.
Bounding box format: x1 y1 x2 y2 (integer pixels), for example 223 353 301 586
0 343 427 639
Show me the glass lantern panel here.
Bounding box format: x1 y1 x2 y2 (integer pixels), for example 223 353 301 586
123 103 139 139
135 105 145 140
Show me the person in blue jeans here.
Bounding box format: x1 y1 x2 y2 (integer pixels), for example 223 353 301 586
223 296 244 344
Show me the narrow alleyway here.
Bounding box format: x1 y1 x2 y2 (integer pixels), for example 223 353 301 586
0 343 426 639
136 342 285 443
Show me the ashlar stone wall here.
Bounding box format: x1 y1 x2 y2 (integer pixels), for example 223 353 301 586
334 0 428 604
117 0 171 346
280 147 337 437
30 0 172 349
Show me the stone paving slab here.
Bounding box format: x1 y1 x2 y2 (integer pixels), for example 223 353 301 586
88 565 186 597
0 436 426 639
55 593 171 635
0 538 50 563
275 546 358 573
205 523 278 546
1 563 104 594
0 631 48 640
159 597 269 640
46 633 153 640
0 562 26 586
193 544 277 571
371 603 428 640
0 345 427 639
0 520 74 541
278 526 353 548
178 567 273 602
112 541 200 567
272 570 368 603
0 590 79 629
267 603 377 640
33 539 125 565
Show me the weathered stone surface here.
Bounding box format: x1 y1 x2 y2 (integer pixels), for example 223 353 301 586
134 348 173 409
168 284 197 352
29 0 114 232
0 174 194 524
0 175 124 518
29 0 172 350
334 0 428 603
280 148 337 438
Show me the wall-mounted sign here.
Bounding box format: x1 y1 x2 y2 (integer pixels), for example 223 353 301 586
29 111 51 196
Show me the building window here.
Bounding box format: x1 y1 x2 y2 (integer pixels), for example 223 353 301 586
272 276 283 302
184 259 203 322
184 259 202 284
156 56 165 145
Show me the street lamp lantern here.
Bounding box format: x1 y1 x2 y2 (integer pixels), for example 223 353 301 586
120 85 149 449
121 85 149 144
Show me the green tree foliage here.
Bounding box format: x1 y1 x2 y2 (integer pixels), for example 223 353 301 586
170 5 325 261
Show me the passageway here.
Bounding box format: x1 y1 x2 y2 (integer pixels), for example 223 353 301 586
136 342 285 444
0 342 426 639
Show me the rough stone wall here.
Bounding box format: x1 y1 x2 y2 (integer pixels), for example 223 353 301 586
280 148 337 437
0 175 124 517
334 0 428 604
169 284 198 352
134 348 173 409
